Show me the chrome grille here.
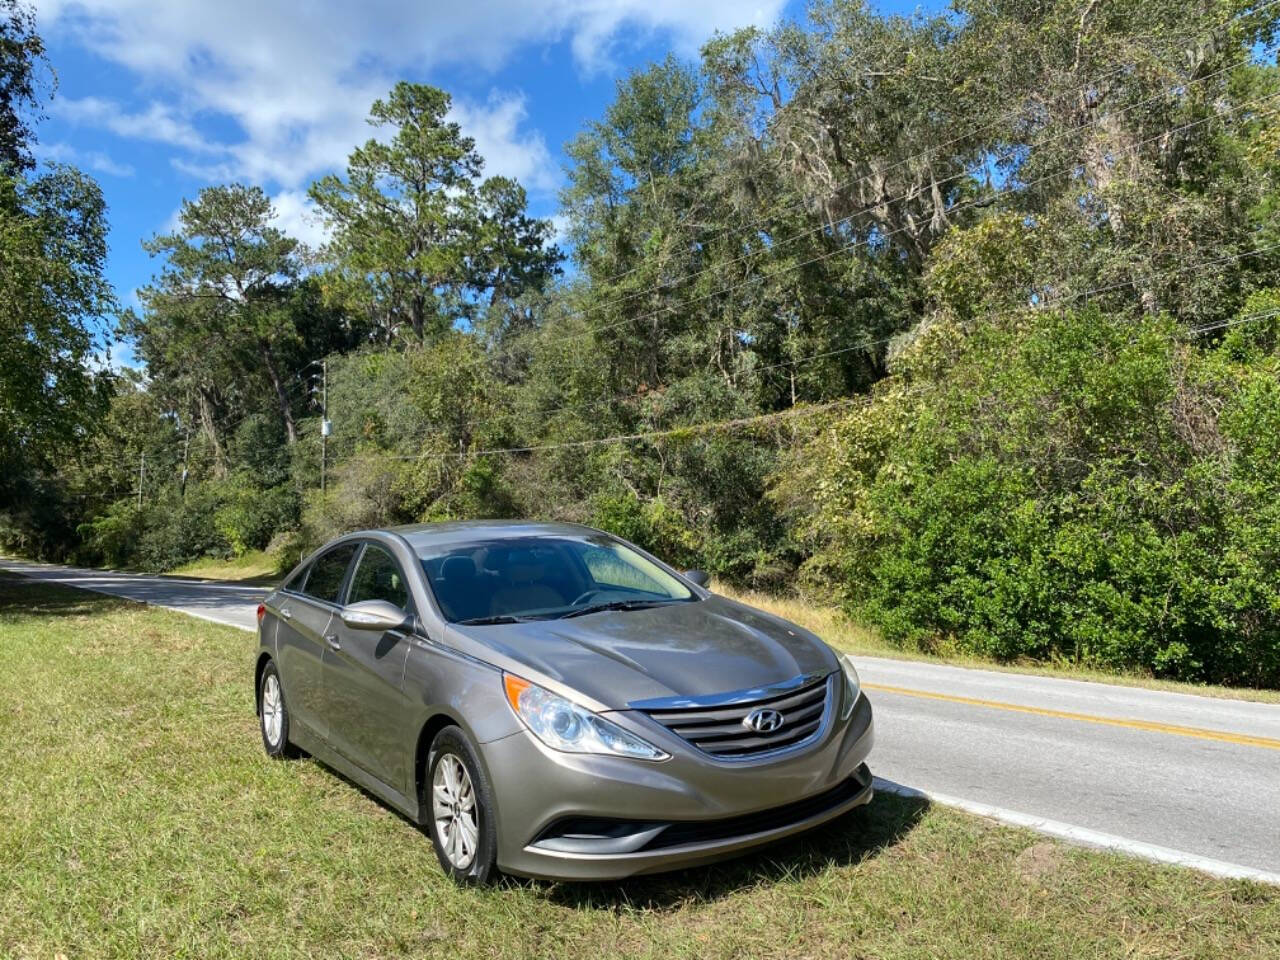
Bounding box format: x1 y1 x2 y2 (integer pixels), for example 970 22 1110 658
640 675 832 758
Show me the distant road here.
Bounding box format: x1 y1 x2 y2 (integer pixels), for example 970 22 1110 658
3 558 265 631
5 557 1278 884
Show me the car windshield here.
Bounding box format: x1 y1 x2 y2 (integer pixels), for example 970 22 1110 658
418 535 696 623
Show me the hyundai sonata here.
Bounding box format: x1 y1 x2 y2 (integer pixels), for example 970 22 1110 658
254 521 874 883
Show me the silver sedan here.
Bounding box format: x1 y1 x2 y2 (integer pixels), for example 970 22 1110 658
254 521 874 883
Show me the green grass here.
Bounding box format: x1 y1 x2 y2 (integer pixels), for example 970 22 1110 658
167 549 281 586
717 583 1280 705
2 574 1278 958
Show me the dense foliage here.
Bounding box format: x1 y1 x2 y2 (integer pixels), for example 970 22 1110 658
5 0 1280 685
778 305 1280 684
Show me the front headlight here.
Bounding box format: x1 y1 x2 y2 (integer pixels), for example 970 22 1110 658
839 653 861 720
503 674 669 761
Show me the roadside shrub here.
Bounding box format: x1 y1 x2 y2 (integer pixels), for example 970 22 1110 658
778 306 1280 687
133 487 230 570
76 500 145 568
213 480 300 556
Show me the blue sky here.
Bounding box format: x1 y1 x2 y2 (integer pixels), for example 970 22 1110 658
29 0 930 366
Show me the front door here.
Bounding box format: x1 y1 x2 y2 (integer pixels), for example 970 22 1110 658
322 542 414 792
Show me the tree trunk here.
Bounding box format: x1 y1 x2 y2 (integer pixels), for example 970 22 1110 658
411 292 425 340
197 386 227 477
260 342 298 443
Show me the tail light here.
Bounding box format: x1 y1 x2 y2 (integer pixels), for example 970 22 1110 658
256 603 266 626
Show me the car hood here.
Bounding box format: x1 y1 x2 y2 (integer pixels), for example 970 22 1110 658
446 594 839 710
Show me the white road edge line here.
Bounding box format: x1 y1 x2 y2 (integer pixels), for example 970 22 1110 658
874 778 1280 887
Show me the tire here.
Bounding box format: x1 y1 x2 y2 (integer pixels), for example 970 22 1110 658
258 660 299 758
424 725 499 885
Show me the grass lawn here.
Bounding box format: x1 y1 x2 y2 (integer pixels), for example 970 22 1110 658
1 574 1277 958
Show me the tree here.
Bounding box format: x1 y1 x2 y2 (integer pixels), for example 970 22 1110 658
0 166 114 500
0 0 45 172
311 82 558 344
135 184 302 446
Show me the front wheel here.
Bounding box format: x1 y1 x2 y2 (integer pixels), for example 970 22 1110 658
424 726 498 884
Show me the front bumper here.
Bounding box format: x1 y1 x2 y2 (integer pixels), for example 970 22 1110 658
480 690 875 880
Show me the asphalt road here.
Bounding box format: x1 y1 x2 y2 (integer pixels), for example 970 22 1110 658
5 557 1278 882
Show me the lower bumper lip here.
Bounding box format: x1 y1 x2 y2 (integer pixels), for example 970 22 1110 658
530 763 875 856
512 764 875 880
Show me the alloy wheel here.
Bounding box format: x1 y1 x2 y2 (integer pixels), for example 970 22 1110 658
261 673 283 747
432 753 479 870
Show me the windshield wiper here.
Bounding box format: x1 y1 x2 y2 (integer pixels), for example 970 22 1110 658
557 599 675 619
455 614 532 625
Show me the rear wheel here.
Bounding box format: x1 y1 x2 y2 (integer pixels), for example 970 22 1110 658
425 726 498 884
259 661 299 758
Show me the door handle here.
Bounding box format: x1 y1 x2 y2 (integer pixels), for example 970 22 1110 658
280 607 292 621
324 633 341 651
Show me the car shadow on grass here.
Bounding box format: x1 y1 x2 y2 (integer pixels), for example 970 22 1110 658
0 573 135 618
525 788 931 911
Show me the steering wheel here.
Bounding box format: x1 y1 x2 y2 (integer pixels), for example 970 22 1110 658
570 589 603 607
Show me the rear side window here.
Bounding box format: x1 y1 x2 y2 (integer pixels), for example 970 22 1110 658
347 544 411 612
303 544 358 604
282 564 310 594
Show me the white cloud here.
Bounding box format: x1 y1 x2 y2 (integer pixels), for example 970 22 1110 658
451 92 558 192
34 0 784 192
270 189 330 250
34 140 135 177
547 212 572 246
54 96 215 152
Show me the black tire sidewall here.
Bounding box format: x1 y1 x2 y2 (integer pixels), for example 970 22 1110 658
425 726 498 885
259 661 293 758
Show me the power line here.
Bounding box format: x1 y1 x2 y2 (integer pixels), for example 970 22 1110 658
334 304 1280 468
346 397 872 462
507 234 1280 430
1189 307 1280 335
465 85 1280 377
317 235 1275 455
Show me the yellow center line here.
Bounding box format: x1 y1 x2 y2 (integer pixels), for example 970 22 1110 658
862 682 1280 751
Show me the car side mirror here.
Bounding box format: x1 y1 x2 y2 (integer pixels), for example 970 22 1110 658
340 599 413 632
684 569 711 588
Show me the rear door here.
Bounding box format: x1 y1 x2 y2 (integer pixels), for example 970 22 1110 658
322 541 415 792
275 543 358 742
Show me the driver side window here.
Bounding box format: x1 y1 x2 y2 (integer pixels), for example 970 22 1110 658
347 544 411 612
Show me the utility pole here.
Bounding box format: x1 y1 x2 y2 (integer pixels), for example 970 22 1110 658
137 452 145 509
180 428 190 499
320 358 330 496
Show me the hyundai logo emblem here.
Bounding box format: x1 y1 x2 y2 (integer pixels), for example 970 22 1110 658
743 708 785 733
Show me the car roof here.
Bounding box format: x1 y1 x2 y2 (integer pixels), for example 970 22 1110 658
385 520 606 554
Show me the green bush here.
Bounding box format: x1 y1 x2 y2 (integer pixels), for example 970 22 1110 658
780 306 1280 687
133 487 230 570
76 478 300 571
213 480 300 556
